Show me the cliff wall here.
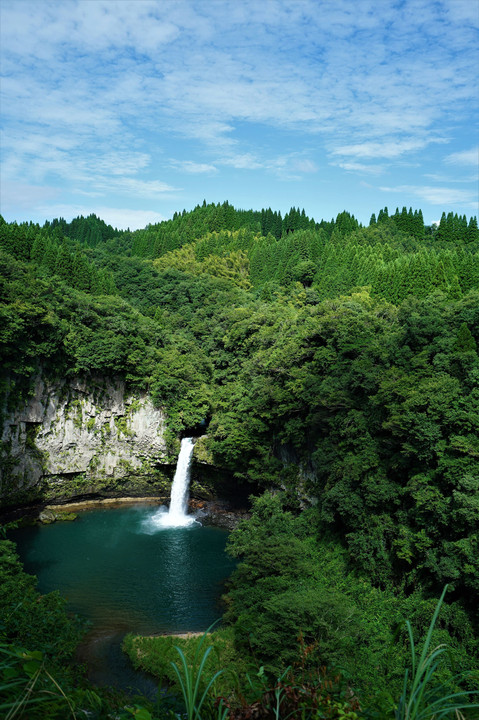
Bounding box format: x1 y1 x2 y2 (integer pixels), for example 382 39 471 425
1 375 173 508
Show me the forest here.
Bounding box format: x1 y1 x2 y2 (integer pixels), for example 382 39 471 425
1 201 479 718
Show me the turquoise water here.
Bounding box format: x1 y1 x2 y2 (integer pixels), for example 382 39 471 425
12 505 236 693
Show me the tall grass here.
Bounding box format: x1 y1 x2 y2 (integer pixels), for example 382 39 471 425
170 627 226 720
395 586 479 720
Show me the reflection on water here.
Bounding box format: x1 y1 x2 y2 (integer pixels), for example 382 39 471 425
11 505 235 693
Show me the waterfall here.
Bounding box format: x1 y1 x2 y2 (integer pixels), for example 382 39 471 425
146 437 197 529
168 437 195 524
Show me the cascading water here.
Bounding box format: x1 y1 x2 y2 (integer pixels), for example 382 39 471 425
146 437 197 529
167 437 195 523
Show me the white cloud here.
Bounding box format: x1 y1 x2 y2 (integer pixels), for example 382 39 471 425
424 172 478 184
291 159 318 174
170 160 218 174
217 152 317 179
4 0 476 154
332 138 434 160
218 153 264 170
0 182 60 212
97 177 179 198
333 161 384 175
444 147 479 166
379 184 478 207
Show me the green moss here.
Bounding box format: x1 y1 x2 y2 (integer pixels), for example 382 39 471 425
118 458 137 473
126 397 142 415
190 480 215 500
114 415 132 437
164 429 180 459
64 398 83 429
86 417 96 432
100 420 111 440
25 422 41 451
54 511 78 522
73 408 83 430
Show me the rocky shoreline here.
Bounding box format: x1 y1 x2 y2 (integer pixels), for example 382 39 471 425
1 495 250 530
190 498 250 530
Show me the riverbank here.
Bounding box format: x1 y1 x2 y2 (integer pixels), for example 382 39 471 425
1 495 250 530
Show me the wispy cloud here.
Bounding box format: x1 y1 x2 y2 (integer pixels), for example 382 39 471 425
170 160 218 174
218 153 264 171
444 147 479 166
334 161 384 175
424 172 478 184
379 184 477 207
97 177 179 198
331 138 444 161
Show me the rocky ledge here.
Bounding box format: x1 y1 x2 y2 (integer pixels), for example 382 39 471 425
190 499 250 530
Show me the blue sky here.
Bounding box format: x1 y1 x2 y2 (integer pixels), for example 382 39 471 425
1 0 478 229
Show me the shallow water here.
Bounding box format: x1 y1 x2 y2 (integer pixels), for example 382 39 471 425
12 505 236 694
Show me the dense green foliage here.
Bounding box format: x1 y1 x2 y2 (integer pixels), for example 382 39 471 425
223 493 479 713
0 536 90 718
0 538 83 657
1 200 479 715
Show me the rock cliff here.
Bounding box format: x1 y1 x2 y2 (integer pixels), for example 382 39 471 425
0 375 173 508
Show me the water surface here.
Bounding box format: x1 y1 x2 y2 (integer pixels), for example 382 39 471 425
12 505 235 694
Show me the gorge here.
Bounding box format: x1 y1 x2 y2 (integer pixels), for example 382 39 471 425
0 374 225 513
10 439 234 693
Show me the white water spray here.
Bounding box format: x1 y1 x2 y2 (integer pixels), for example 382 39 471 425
168 437 195 523
146 437 197 529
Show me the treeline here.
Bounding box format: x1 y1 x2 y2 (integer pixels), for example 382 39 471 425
0 216 117 296
147 219 479 306
2 202 477 311
370 206 478 244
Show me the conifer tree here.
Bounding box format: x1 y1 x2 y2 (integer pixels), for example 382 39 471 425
104 270 117 295
30 234 48 265
467 216 479 243
377 207 389 224
0 222 15 255
431 260 449 292
55 245 74 282
414 209 424 240
448 275 462 300
73 252 92 292
455 322 477 352
435 211 447 241
42 240 58 273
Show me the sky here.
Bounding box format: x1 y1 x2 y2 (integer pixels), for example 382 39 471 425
1 0 478 230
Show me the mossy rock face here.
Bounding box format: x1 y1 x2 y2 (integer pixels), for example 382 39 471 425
190 462 254 506
39 509 56 524
55 511 78 522
1 375 171 509
39 509 78 523
40 467 174 504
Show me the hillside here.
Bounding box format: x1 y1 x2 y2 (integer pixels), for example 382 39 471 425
1 202 479 716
